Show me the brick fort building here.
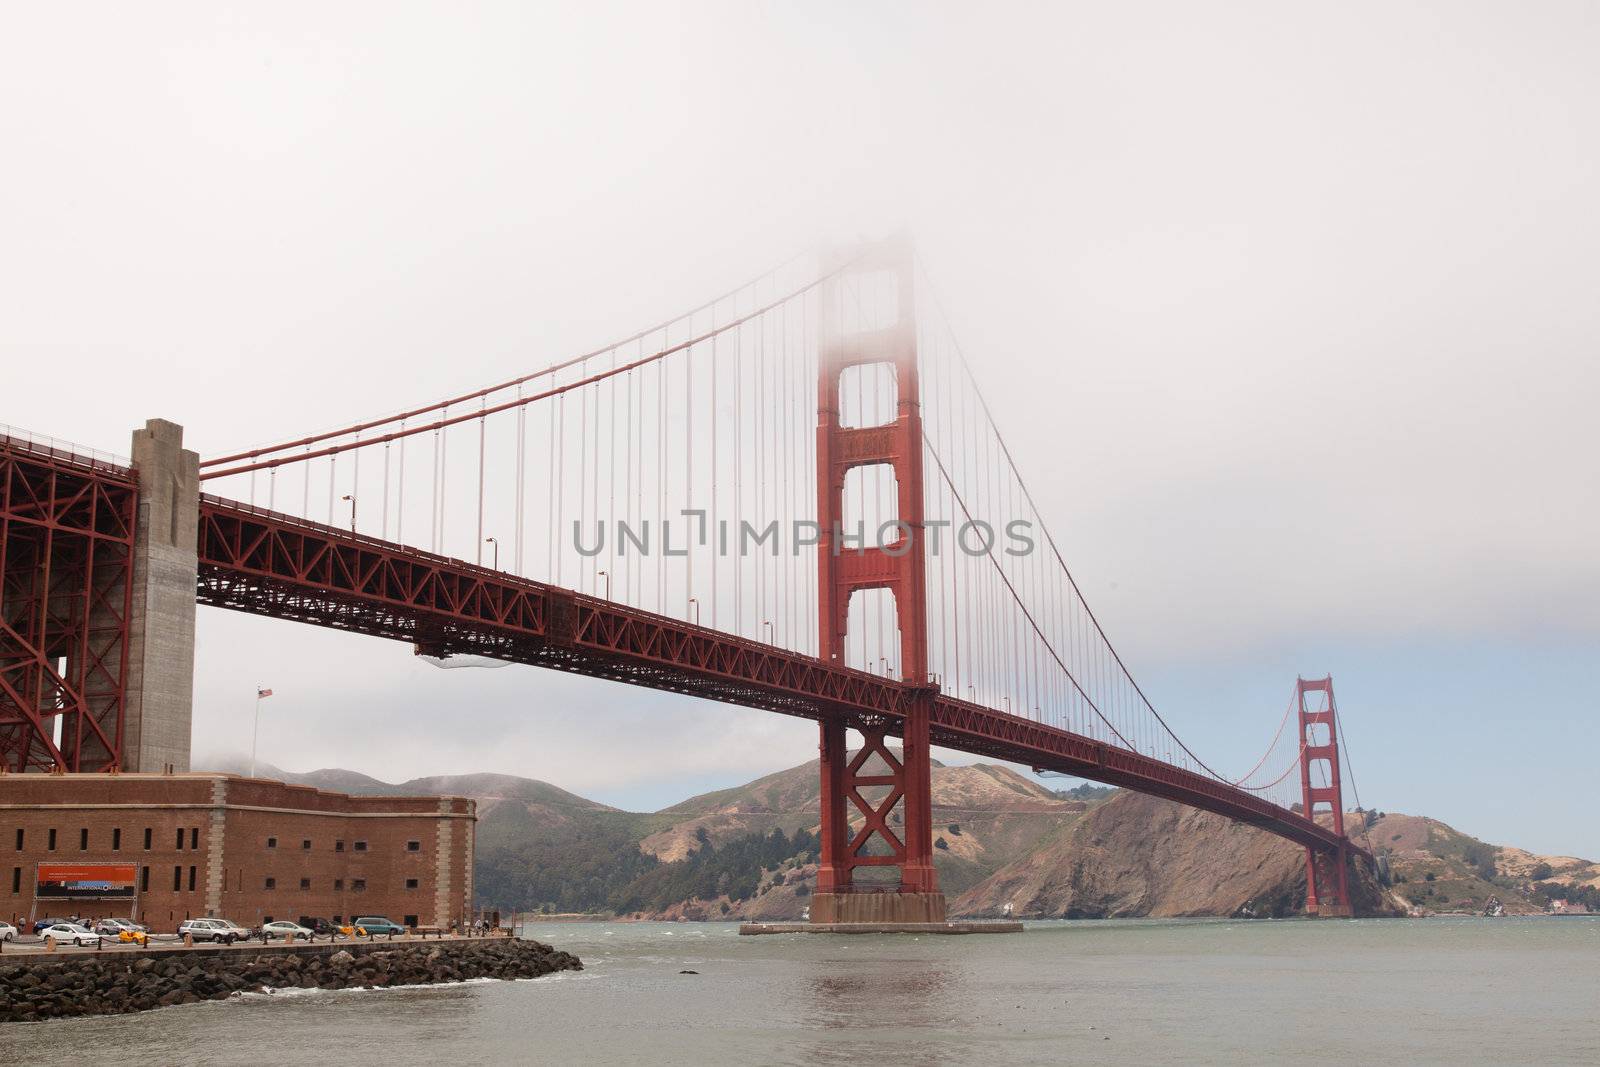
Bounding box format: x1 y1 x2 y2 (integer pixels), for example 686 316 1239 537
3 773 475 931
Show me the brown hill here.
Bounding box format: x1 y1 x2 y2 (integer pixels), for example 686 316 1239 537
639 750 1084 899
951 790 1398 919
1366 811 1599 914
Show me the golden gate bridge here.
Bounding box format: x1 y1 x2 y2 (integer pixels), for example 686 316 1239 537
0 235 1372 919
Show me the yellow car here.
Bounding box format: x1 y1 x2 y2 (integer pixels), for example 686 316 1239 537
117 929 149 946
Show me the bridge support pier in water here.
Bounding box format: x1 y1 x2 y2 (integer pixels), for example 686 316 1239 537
1306 844 1353 917
812 702 945 925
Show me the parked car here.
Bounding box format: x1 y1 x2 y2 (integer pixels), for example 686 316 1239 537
353 916 407 937
178 917 252 944
32 917 72 935
94 918 145 937
262 921 314 941
40 922 100 946
0 921 16 941
304 918 343 937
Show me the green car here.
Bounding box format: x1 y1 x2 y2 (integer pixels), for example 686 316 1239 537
353 916 406 937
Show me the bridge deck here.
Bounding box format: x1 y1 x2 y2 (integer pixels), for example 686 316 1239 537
196 495 1364 860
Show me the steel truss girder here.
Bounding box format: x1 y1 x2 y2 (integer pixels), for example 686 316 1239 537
0 439 135 772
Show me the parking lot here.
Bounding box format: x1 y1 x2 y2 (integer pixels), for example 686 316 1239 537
0 929 488 958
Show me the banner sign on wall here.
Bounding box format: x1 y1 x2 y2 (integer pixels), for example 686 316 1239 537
36 862 139 899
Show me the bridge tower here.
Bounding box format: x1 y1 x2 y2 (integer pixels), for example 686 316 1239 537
812 235 944 925
1298 675 1352 916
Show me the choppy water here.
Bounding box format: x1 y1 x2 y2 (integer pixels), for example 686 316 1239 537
5 917 1597 1065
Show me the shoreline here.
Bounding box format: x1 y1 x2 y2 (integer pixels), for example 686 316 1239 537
0 936 581 1024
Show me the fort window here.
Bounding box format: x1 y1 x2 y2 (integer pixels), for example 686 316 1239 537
404 914 418 928
80 827 89 850
335 879 344 890
405 878 419 890
190 828 199 850
14 828 21 850
265 877 276 890
335 839 345 853
266 837 278 849
352 879 367 892
188 866 196 891
48 829 57 851
300 878 310 890
354 840 368 852
143 827 152 850
141 867 149 892
301 839 312 850
172 866 181 891
175 828 184 850
406 840 421 852
113 828 122 851
10 867 19 893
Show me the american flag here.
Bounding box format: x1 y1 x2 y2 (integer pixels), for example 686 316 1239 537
257 688 273 698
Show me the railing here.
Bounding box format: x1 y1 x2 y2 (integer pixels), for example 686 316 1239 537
0 422 132 475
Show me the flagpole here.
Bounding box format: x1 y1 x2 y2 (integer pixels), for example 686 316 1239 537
250 687 263 778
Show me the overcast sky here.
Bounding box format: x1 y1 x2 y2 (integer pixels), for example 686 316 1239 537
4 3 1596 856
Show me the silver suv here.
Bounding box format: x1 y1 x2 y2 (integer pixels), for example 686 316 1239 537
178 917 251 944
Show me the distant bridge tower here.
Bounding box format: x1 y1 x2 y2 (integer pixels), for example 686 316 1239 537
1298 676 1352 916
812 235 944 924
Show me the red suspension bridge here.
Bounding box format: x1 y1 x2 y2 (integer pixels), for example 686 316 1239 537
0 235 1371 919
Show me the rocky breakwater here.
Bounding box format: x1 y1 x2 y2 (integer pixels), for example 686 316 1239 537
0 938 582 1023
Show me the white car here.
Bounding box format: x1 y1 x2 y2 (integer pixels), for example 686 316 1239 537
41 922 100 946
261 921 314 941
178 917 251 944
0 921 16 941
94 918 145 937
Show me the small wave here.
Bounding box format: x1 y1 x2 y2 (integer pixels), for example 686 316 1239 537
246 970 593 1000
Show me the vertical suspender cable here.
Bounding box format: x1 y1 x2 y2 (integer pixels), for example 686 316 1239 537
382 441 391 541
608 351 617 595
476 403 486 565
397 422 406 546
515 389 525 575
710 306 719 630
686 312 694 618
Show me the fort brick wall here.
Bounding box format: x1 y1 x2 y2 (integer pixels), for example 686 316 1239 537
0 773 473 931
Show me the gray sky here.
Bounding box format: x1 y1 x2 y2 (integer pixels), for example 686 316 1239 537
5 4 1597 854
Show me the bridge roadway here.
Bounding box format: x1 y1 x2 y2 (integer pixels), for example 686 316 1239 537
196 494 1365 861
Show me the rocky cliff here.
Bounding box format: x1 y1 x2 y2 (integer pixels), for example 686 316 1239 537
952 790 1398 918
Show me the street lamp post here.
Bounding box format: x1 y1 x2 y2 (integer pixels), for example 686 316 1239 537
688 596 699 626
597 570 610 599
340 494 356 532
762 620 773 644
249 686 272 778
484 537 498 570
